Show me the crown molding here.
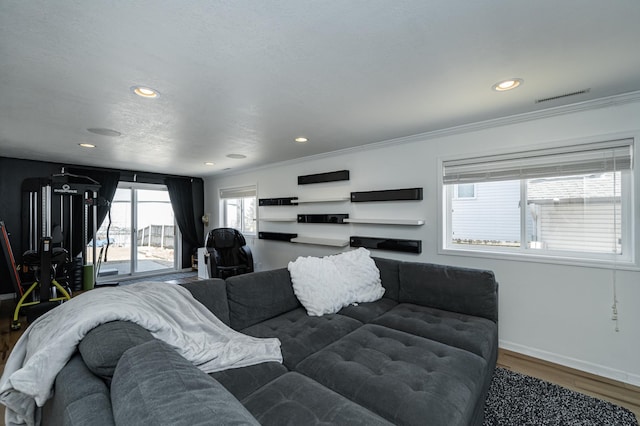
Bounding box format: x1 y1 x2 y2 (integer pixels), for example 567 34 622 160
213 90 640 178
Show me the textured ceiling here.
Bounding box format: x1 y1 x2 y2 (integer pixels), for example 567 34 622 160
1 1 640 177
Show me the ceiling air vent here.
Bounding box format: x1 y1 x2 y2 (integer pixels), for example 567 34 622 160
535 89 591 104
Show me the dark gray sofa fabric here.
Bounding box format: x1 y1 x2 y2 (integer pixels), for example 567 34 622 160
296 324 487 426
242 372 393 426
398 261 499 322
226 267 301 330
78 320 154 380
42 353 115 426
180 278 230 325
372 303 498 361
111 339 260 426
43 257 498 426
209 362 288 401
241 307 362 369
337 297 397 323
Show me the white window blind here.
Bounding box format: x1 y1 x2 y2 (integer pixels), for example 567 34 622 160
442 139 633 185
219 185 256 199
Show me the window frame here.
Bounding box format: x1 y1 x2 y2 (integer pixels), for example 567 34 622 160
438 136 638 270
219 185 257 235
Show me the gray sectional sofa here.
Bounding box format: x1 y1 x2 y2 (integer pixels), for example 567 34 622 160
42 257 499 426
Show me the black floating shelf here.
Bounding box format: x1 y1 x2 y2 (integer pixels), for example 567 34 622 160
350 236 422 254
259 197 298 206
297 214 349 224
351 187 423 202
258 232 298 242
298 170 350 185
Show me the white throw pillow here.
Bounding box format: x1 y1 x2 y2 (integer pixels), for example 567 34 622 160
287 248 385 316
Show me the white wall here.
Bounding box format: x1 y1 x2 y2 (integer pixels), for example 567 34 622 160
204 96 640 386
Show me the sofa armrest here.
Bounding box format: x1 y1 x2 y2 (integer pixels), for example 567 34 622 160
398 261 498 322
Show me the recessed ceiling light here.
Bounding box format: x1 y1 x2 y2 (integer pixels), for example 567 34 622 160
294 137 309 143
226 154 246 159
492 78 523 92
87 128 121 137
78 143 96 148
131 86 159 98
204 162 215 166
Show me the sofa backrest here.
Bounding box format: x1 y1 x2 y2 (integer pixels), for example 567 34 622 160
181 278 231 325
372 257 400 300
226 268 301 330
398 261 498 323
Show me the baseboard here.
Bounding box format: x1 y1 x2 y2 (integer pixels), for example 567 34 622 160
500 340 640 387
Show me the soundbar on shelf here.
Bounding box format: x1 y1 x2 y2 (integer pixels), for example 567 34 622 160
258 232 298 241
298 170 350 185
349 236 422 253
297 214 349 224
350 187 423 202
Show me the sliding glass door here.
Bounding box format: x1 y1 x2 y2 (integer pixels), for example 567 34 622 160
94 183 178 280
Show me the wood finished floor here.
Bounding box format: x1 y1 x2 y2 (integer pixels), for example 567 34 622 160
1 276 638 423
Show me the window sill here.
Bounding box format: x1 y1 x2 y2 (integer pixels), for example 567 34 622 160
439 246 640 271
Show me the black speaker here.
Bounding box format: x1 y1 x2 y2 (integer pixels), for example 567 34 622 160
298 170 350 185
349 236 422 253
350 187 423 202
258 232 298 241
258 197 298 206
297 214 349 224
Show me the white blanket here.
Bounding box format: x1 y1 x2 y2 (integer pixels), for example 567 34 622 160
0 281 283 426
288 248 385 316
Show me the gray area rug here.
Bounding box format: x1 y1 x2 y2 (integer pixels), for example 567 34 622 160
484 367 638 425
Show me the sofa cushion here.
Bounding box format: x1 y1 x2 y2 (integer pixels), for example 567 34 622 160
296 324 487 426
241 307 362 369
78 320 154 380
42 353 114 426
242 372 393 426
399 261 498 322
180 278 230 325
209 362 288 401
337 297 397 323
111 339 260 426
227 268 301 330
287 248 385 316
372 256 400 301
372 303 498 361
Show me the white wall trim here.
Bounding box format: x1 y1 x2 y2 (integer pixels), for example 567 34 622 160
500 339 640 387
214 90 640 178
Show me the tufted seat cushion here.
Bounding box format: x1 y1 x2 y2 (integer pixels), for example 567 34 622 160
337 297 397 323
296 324 487 426
372 303 498 361
241 307 362 369
242 372 393 426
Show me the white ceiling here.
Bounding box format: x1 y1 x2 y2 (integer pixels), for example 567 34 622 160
1 1 640 177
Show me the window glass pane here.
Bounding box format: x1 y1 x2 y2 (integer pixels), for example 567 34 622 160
136 188 175 273
224 199 242 229
450 181 521 247
242 196 256 233
456 184 475 199
526 172 622 254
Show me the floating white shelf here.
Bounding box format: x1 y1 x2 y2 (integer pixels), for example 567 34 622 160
290 236 350 247
258 218 297 222
295 196 350 204
343 218 425 226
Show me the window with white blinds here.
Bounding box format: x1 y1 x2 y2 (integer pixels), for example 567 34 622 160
441 138 635 265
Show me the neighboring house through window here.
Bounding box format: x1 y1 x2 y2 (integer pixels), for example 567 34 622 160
441 138 634 265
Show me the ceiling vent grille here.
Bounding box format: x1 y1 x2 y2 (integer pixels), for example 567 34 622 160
535 88 591 104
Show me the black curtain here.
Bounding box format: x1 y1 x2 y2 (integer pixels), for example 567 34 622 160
68 168 121 258
165 177 204 252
